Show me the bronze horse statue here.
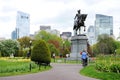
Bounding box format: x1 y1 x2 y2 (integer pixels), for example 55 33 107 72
73 14 87 35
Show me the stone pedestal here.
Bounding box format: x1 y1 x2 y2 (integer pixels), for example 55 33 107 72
70 34 88 60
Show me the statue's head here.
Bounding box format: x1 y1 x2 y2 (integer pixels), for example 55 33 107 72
77 9 81 13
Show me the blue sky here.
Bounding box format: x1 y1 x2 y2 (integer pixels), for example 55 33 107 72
0 0 120 39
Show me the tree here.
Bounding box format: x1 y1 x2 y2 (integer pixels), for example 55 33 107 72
114 41 120 49
48 40 60 49
92 44 99 56
63 48 70 57
87 43 93 56
96 34 116 54
64 40 71 51
35 30 63 55
17 36 33 57
31 40 51 64
48 44 59 57
0 39 19 56
17 36 32 48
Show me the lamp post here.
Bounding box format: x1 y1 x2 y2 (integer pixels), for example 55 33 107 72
29 40 32 71
29 40 32 57
63 41 65 58
27 40 32 58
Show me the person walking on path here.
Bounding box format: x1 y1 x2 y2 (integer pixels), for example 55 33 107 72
81 50 88 67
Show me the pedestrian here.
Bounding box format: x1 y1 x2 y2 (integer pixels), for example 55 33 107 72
81 50 88 67
53 53 55 58
53 53 55 62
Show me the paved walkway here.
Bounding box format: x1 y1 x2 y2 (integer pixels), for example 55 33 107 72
0 63 98 80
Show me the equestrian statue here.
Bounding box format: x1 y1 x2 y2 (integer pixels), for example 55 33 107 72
73 10 87 35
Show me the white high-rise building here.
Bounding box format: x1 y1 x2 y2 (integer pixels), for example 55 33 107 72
95 14 113 40
16 11 30 38
87 26 95 45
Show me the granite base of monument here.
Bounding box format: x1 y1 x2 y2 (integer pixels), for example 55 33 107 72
69 34 88 60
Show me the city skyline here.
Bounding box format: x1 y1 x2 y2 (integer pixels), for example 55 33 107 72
0 0 120 39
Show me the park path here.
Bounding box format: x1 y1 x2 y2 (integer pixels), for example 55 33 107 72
0 63 98 80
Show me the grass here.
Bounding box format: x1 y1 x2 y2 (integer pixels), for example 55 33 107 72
0 66 52 77
0 57 52 77
51 57 81 64
80 65 120 80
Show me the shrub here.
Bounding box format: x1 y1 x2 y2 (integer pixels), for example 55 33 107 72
18 50 24 57
110 64 120 73
95 55 120 73
116 49 120 55
0 52 1 57
31 40 51 64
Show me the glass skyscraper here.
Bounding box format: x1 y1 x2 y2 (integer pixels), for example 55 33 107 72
16 11 30 38
95 14 113 39
87 25 95 45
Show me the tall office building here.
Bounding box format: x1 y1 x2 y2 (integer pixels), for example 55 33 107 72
16 11 30 38
40 26 51 31
11 29 17 40
60 32 72 40
87 25 95 45
95 14 113 40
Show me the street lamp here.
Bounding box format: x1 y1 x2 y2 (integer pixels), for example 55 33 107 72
28 40 32 58
30 40 32 54
63 41 65 58
29 40 32 71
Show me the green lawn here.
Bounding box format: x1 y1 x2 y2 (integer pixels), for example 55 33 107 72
0 57 51 77
51 57 81 64
80 65 120 80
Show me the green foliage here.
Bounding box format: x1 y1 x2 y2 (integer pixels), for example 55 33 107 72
17 36 32 48
35 30 62 43
0 39 19 56
0 52 1 57
17 50 24 57
61 40 71 57
94 34 116 55
0 58 51 77
110 64 120 73
31 40 51 64
95 55 120 73
114 41 120 49
92 44 99 55
116 49 120 55
34 30 63 55
17 36 33 57
48 44 59 56
63 48 70 57
64 40 71 50
0 60 34 73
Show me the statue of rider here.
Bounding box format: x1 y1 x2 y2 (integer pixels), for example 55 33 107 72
73 9 87 35
73 9 81 35
74 9 81 27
